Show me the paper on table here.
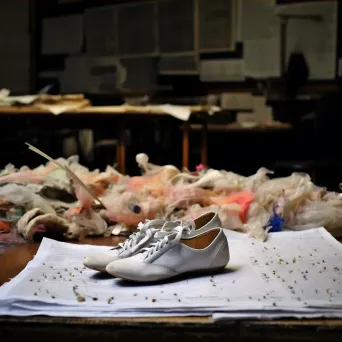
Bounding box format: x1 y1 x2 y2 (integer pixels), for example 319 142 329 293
34 102 87 116
0 235 281 311
0 89 38 105
154 104 219 120
1 228 342 318
42 15 83 55
5 95 38 105
276 1 337 80
156 105 191 121
0 303 205 318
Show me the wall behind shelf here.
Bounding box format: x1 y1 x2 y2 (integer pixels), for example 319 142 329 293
31 0 341 98
0 0 31 94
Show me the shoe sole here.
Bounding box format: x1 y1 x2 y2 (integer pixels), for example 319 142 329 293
109 266 227 283
83 265 107 273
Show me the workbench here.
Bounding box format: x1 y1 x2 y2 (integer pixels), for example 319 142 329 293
1 235 342 342
0 105 212 173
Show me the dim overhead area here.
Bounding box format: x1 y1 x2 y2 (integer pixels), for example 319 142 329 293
2 0 342 341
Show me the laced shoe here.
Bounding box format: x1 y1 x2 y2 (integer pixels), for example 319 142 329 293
83 219 171 272
106 225 229 282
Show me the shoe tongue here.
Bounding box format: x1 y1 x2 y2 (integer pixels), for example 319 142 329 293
178 219 196 235
163 220 182 230
187 219 196 231
152 221 179 239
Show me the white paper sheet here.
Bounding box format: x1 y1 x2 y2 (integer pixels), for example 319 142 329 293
42 15 83 55
0 94 38 105
7 95 37 105
1 228 342 318
155 105 191 121
34 103 86 116
276 1 337 80
0 303 205 318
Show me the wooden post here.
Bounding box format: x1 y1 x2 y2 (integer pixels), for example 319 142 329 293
182 122 190 169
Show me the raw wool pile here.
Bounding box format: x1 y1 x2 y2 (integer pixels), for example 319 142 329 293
1 150 342 242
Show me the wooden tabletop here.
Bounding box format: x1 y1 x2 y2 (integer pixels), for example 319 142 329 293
0 236 124 286
189 123 293 132
1 235 342 342
0 105 211 115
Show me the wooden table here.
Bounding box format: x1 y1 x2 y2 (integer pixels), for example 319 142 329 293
0 105 212 173
1 236 342 342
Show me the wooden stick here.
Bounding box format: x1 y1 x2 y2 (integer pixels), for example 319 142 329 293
25 143 104 207
182 123 190 169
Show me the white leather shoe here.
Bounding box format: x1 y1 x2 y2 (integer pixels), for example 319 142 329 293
84 211 221 273
83 219 169 272
184 211 221 237
106 225 229 282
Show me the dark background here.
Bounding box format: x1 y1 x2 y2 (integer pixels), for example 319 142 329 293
1 0 342 190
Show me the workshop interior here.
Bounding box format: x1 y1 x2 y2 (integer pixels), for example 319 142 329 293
1 0 342 338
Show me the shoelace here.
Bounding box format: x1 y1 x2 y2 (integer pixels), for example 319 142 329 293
113 221 150 252
154 219 195 238
113 219 178 253
142 221 195 259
